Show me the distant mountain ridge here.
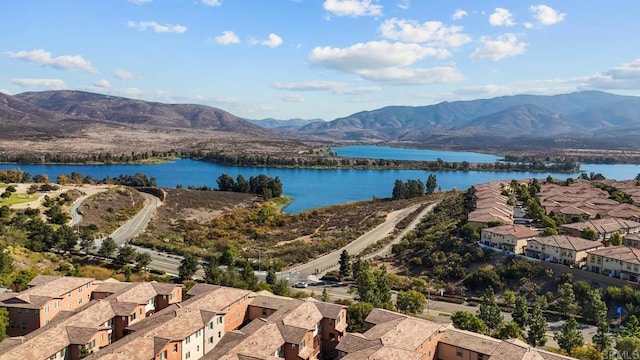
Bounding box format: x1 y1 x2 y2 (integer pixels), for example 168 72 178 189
248 118 322 129
288 91 640 142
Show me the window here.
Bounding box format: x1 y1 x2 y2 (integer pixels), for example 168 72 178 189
243 295 248 301
208 336 214 344
456 348 463 357
477 354 484 360
185 336 190 344
49 355 56 360
173 344 178 352
186 351 191 359
236 313 240 319
22 322 26 329
68 293 71 297
9 321 13 328
54 301 59 309
300 339 306 349
26 309 30 315
209 322 213 329
130 312 137 321
44 306 50 313
262 308 268 316
217 316 223 324
160 350 167 360
197 345 200 352
218 331 222 338
78 298 83 304
79 287 82 293
336 314 341 323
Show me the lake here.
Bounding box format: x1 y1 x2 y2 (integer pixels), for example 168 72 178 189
1 146 638 213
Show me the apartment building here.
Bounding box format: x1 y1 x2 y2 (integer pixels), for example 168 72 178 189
436 328 574 360
0 299 116 360
561 218 640 240
586 245 640 282
480 225 539 254
337 308 445 360
526 235 604 266
207 292 347 360
624 233 640 248
0 275 96 336
86 283 252 360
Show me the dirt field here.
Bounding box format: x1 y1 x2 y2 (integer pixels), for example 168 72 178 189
78 186 146 234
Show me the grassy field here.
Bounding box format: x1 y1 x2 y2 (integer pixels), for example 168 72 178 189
0 192 40 206
270 195 292 211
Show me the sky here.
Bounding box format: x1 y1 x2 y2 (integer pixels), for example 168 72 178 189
2 0 639 120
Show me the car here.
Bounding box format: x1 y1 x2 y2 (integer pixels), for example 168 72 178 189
293 281 308 288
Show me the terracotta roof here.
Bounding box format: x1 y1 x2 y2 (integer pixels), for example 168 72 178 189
282 300 323 330
530 235 603 251
151 282 182 295
364 317 442 351
562 218 640 234
341 344 424 360
482 224 539 239
2 276 94 308
438 328 500 354
587 246 640 265
84 334 163 360
185 284 251 312
313 301 346 319
364 308 405 326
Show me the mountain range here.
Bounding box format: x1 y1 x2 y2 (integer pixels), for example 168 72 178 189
2 89 640 151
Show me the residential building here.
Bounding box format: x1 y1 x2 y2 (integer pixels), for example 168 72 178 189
480 225 539 254
208 292 347 360
0 275 96 336
586 246 640 282
467 182 514 228
336 309 445 360
624 233 640 248
526 235 604 266
561 218 640 240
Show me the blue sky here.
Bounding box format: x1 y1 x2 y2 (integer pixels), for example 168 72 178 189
2 0 639 120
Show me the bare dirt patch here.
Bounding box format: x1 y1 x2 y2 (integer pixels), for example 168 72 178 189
78 186 145 234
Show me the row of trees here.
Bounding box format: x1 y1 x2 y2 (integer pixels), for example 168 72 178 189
391 174 437 200
216 173 283 199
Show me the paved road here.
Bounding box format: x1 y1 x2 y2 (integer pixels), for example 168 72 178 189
374 201 438 257
69 188 109 226
285 202 432 283
95 192 160 249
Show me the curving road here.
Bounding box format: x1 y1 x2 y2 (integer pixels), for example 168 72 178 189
284 201 437 283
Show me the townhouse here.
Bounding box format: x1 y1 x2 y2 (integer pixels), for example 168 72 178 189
207 292 347 360
561 218 640 240
624 233 640 248
480 224 539 254
0 275 96 336
86 283 252 360
526 235 604 267
586 245 640 282
336 308 445 360
436 328 574 360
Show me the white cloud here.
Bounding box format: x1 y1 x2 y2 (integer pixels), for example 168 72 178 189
323 0 382 17
471 33 526 61
397 0 410 10
333 86 381 95
489 8 515 27
201 0 221 6
128 0 152 4
273 80 348 91
379 18 471 48
524 22 534 29
529 5 565 26
7 49 97 73
279 93 305 102
579 58 640 90
262 33 283 48
12 78 67 89
127 21 187 34
452 9 468 20
213 31 240 45
355 67 464 84
113 69 135 80
309 41 446 72
93 79 111 88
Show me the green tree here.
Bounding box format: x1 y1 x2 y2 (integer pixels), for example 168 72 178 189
557 282 579 315
178 254 199 281
45 204 70 225
79 237 95 254
220 243 239 266
0 308 8 342
373 266 392 307
396 290 426 314
477 286 503 332
581 227 598 240
620 315 640 337
116 244 138 265
216 173 236 191
392 180 409 200
592 320 612 353
241 262 258 290
512 296 530 329
355 266 377 305
135 252 151 271
582 289 607 324
555 316 584 353
271 279 290 297
527 303 547 347
616 336 640 355
347 302 374 333
98 238 118 258
426 174 437 195
53 225 78 251
494 321 523 340
266 267 277 286
610 232 623 246
204 259 223 285
451 311 487 334
339 250 352 279
503 289 516 307
321 288 330 302
0 246 14 278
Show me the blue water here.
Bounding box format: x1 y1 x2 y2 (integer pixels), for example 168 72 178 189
333 145 502 163
1 146 637 213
